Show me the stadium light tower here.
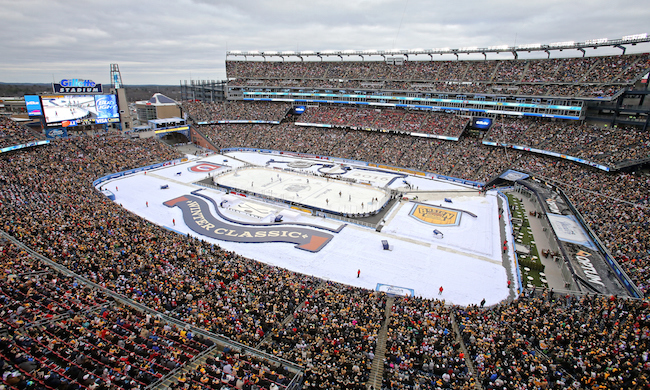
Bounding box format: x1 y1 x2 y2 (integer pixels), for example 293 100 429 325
110 64 123 89
109 64 133 132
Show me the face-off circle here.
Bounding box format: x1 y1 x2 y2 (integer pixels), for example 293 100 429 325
283 183 311 193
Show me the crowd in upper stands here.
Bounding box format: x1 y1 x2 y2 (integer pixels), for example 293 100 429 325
0 108 649 390
0 116 44 148
296 106 467 138
184 101 650 170
183 101 290 123
485 117 650 168
225 53 650 98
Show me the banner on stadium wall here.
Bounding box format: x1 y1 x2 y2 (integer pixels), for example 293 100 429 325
431 174 483 188
242 97 581 120
410 132 460 141
0 140 50 154
195 120 280 125
244 91 583 111
221 147 276 155
294 122 332 128
376 283 415 297
368 163 426 176
482 141 610 172
45 128 68 139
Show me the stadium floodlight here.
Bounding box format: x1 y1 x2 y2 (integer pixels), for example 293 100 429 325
342 50 356 54
459 46 478 51
248 50 260 54
623 33 648 41
585 38 608 45
410 48 424 53
517 43 542 49
549 41 575 47
264 51 278 55
300 51 315 55
488 45 509 51
282 51 295 55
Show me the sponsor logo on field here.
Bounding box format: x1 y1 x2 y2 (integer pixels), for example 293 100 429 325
189 162 221 172
575 250 604 287
164 194 334 252
409 204 460 226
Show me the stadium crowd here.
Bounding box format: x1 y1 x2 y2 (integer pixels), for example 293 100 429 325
225 53 650 98
263 284 386 390
383 297 473 389
183 102 290 123
0 116 44 149
458 290 650 390
485 118 650 168
0 111 649 390
295 106 466 138
187 101 649 169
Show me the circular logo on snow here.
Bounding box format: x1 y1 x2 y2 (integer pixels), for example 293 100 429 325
284 184 310 192
190 163 221 172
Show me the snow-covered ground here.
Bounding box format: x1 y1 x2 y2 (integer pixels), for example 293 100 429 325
100 151 512 306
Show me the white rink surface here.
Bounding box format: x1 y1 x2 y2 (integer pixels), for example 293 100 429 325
100 151 511 306
214 167 389 215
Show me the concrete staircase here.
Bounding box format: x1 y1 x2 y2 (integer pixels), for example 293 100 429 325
152 344 218 389
450 311 482 390
366 296 395 390
256 280 329 349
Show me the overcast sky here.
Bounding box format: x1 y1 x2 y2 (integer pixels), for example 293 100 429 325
1 0 649 85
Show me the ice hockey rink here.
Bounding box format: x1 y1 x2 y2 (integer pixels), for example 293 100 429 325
213 166 390 215
99 151 513 306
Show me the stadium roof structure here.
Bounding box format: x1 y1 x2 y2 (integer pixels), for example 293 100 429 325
136 93 178 106
147 93 177 104
226 33 650 60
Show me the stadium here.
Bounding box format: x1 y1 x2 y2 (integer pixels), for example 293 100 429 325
1 32 650 390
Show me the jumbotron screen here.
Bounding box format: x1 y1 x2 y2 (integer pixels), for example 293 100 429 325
41 94 120 127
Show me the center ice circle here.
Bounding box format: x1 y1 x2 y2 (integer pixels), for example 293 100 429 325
284 183 310 192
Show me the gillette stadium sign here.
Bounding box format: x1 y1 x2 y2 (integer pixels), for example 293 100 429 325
53 79 103 93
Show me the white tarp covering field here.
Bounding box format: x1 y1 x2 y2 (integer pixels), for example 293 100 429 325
99 151 511 306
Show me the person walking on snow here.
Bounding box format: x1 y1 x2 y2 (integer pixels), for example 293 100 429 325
357 269 360 278
439 286 443 295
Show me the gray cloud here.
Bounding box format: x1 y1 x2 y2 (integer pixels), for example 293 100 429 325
0 0 648 84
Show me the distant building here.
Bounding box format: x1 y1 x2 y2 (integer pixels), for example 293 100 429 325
135 93 181 122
